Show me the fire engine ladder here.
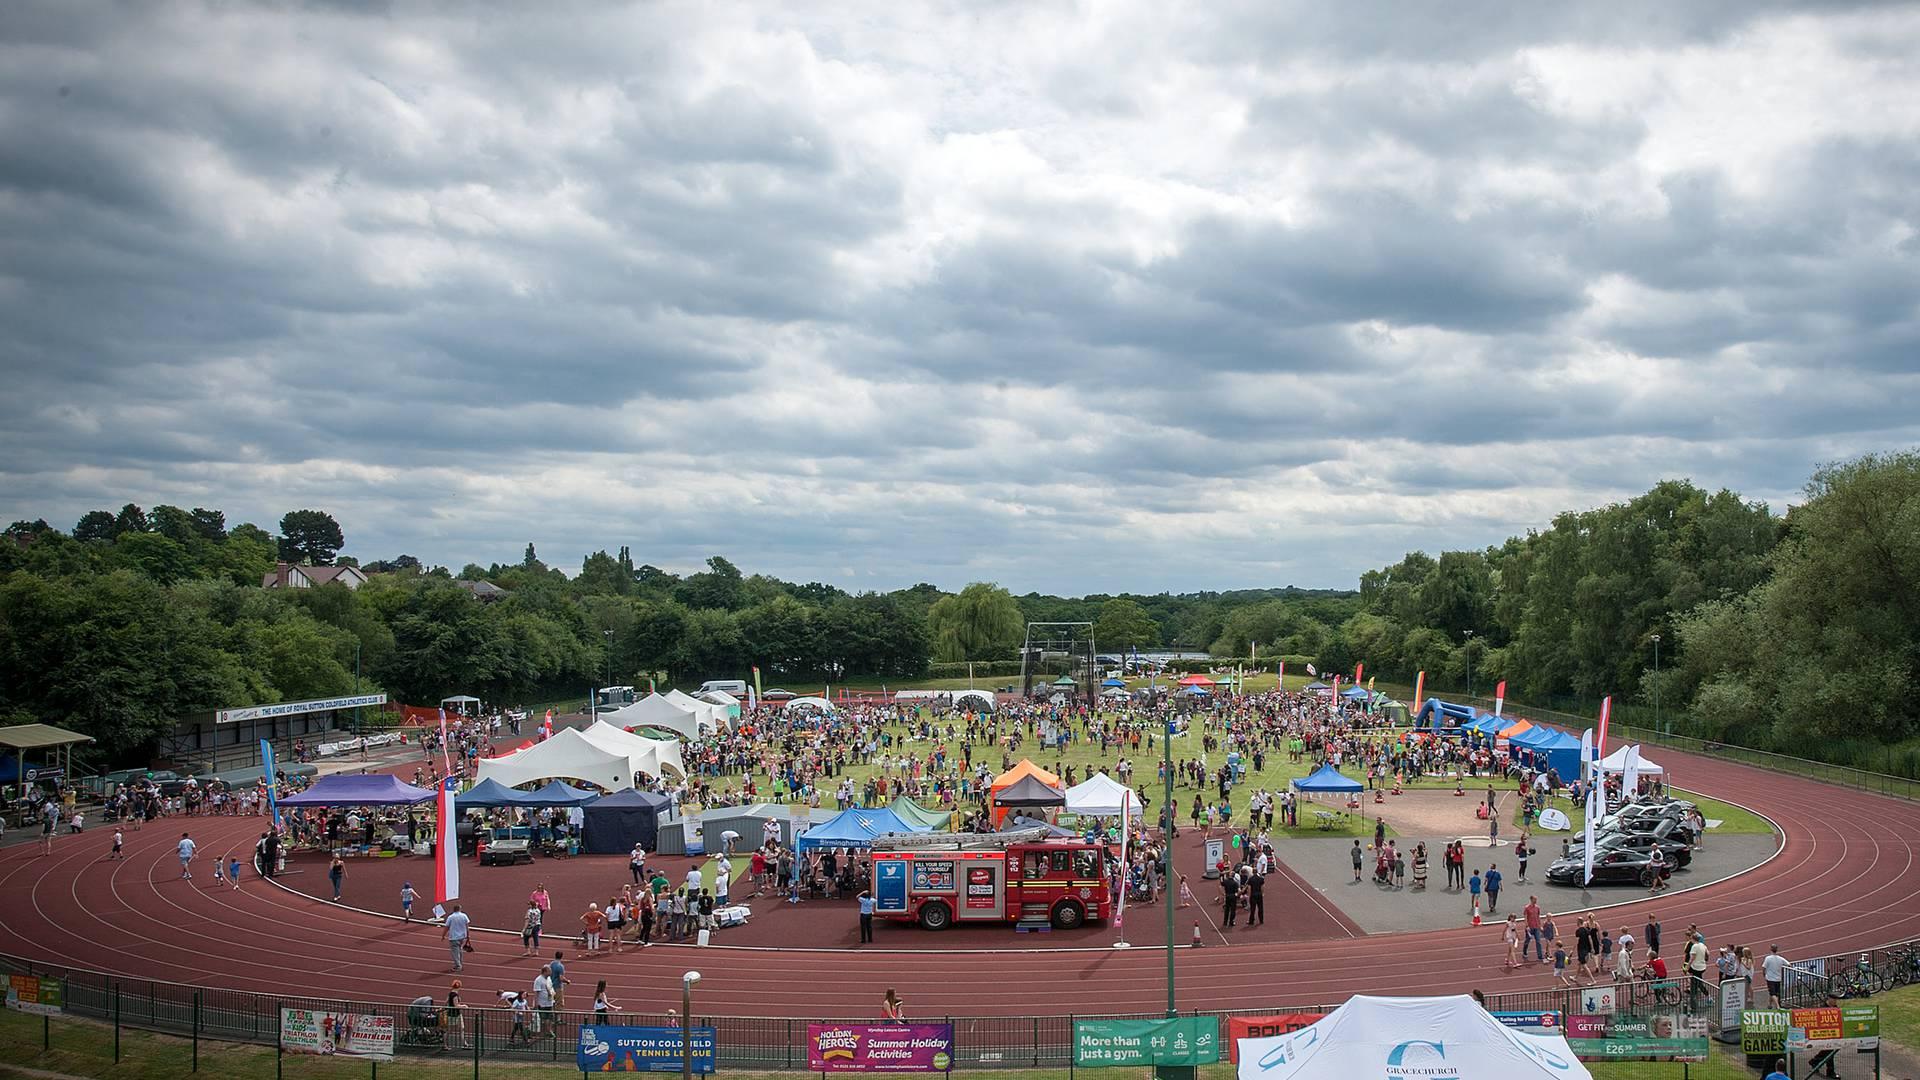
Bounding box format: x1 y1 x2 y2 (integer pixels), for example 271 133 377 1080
869 827 1054 851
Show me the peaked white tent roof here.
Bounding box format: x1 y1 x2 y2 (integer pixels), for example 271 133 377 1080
474 726 676 792
697 689 740 708
578 720 686 780
1596 744 1665 775
1064 772 1143 817
599 694 715 741
664 689 730 730
1235 995 1591 1080
781 696 836 713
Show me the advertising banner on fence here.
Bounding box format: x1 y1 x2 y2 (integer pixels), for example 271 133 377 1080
1565 1013 1707 1062
1787 1005 1878 1052
807 1024 953 1072
1493 1011 1564 1032
578 1025 716 1073
1074 1018 1220 1068
5 976 62 1016
279 1009 396 1060
1224 1014 1323 1062
1741 1010 1790 1056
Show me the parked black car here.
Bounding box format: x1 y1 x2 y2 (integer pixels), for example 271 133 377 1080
1546 845 1677 886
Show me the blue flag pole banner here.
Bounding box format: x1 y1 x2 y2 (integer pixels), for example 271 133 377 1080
259 739 281 827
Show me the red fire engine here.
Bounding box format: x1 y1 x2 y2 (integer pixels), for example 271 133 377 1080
870 828 1111 931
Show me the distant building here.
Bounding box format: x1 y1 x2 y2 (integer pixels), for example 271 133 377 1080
455 579 511 601
262 562 369 590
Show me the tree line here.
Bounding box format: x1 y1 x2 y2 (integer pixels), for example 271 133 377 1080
2 450 1914 771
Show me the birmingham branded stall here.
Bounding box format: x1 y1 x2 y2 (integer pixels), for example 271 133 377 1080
794 806 929 854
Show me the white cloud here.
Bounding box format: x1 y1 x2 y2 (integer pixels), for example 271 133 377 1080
2 1 1917 593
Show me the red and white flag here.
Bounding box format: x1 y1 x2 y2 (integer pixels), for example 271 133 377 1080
436 708 453 778
435 776 460 904
1596 695 1612 759
1277 661 1286 686
1354 662 1364 685
1494 681 1507 717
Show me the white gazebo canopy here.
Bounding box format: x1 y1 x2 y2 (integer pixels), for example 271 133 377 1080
782 696 836 713
1064 772 1143 817
1596 744 1665 775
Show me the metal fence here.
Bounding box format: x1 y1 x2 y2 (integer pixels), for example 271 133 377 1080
12 945 1910 1071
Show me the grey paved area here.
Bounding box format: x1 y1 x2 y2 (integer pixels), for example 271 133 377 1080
1273 832 1782 934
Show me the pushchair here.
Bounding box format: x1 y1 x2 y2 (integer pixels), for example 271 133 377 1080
403 996 444 1048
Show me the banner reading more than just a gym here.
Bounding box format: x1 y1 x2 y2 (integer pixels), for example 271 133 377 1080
1074 1018 1220 1067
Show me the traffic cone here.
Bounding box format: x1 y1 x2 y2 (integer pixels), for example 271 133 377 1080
1470 898 1482 927
1192 921 1203 947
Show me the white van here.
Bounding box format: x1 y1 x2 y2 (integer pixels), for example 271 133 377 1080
698 679 749 697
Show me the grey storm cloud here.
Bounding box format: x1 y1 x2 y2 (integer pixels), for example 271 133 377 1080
1 1 1917 594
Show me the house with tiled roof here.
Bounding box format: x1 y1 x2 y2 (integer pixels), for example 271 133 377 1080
262 562 369 590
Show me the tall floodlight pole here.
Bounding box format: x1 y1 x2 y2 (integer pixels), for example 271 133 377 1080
1164 708 1176 1017
1651 634 1662 735
1464 629 1476 700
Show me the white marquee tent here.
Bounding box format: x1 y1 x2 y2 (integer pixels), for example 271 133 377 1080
1235 995 1591 1080
474 726 681 793
599 694 716 741
665 689 731 730
781 696 836 713
1596 744 1665 775
577 720 685 779
1064 772 1143 817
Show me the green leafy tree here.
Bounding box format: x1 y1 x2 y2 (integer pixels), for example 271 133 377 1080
1092 598 1159 650
72 510 117 542
927 582 1023 662
675 556 746 611
277 509 344 565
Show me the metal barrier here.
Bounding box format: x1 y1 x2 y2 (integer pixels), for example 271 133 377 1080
24 946 1908 1070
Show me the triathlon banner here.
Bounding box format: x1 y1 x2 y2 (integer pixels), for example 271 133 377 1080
279 1009 395 1060
807 1023 953 1072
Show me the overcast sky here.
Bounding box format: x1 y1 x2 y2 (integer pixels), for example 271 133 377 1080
3 3 1916 594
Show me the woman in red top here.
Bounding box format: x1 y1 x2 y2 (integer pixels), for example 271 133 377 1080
882 988 906 1024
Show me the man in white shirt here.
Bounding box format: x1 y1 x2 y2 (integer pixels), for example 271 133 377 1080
1615 928 1636 978
442 904 471 971
1761 945 1789 1007
531 968 555 1032
176 832 196 879
1686 934 1711 1009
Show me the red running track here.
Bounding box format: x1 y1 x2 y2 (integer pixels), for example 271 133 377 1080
3 747 1917 1018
